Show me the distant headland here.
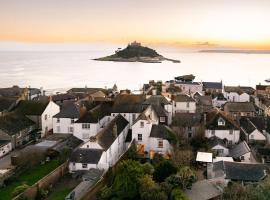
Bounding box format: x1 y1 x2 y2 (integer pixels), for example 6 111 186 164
199 49 270 54
94 41 180 63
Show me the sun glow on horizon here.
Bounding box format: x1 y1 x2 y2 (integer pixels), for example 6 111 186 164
1 0 270 49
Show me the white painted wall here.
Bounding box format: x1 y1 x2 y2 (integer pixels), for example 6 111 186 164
53 118 78 134
41 101 60 137
174 83 203 95
173 101 196 114
0 142 12 158
249 129 266 141
205 129 240 144
73 116 112 141
224 92 250 102
211 144 229 156
212 98 227 108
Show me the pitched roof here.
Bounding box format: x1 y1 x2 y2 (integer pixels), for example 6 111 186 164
197 96 213 106
0 139 11 148
114 94 146 105
52 93 77 102
212 161 267 182
14 100 49 115
151 105 167 117
172 113 201 127
240 117 265 134
54 103 80 119
229 141 250 158
143 95 170 105
0 112 35 135
111 104 145 113
96 115 129 150
76 103 111 123
0 97 17 112
149 125 175 141
224 86 255 95
224 102 256 113
203 82 223 90
206 109 239 130
256 85 270 90
69 148 103 164
224 161 266 182
208 136 227 149
172 94 195 102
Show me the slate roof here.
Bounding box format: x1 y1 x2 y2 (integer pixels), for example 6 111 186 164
208 136 227 148
257 148 270 156
240 117 265 134
52 93 77 102
213 93 227 101
203 82 223 90
224 102 256 113
76 104 111 123
206 109 239 130
54 103 80 119
197 96 213 106
143 95 170 106
0 97 17 112
70 148 103 164
14 100 49 115
96 115 129 150
152 105 167 117
149 125 174 140
114 94 146 105
0 112 35 135
224 86 255 95
0 86 23 97
172 113 202 127
111 104 145 113
172 94 195 102
229 141 250 158
224 161 267 182
0 139 11 148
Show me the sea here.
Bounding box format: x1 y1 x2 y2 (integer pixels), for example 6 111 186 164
0 44 270 94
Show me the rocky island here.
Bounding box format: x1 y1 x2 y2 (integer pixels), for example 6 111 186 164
94 41 180 63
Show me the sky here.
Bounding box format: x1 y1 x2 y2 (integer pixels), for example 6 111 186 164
1 0 270 49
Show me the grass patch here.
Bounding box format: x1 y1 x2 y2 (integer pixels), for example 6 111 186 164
0 160 59 200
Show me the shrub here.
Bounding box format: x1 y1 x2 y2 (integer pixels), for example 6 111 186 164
153 160 177 182
12 184 29 198
171 188 189 200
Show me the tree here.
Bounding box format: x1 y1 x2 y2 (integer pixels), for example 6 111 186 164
112 160 144 199
142 162 155 175
153 160 177 182
177 166 197 189
223 182 248 200
139 175 167 200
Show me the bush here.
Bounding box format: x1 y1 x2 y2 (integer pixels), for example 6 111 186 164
171 189 189 200
12 184 29 198
153 160 177 182
142 162 155 175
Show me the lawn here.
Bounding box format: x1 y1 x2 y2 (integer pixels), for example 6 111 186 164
0 160 60 200
47 188 73 200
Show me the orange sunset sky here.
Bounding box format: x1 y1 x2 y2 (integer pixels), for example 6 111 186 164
1 0 270 49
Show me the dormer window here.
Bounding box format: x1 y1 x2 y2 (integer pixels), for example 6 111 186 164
218 117 225 126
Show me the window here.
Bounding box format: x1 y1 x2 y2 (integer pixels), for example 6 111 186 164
158 140 163 148
123 114 126 117
251 135 254 139
71 119 75 124
218 118 225 126
138 134 142 141
82 163 87 168
140 121 144 128
229 130 233 135
57 126 60 133
69 127 74 133
82 123 90 129
44 114 48 120
187 102 190 108
160 117 166 123
112 114 115 117
240 156 245 160
57 118 60 123
211 130 215 136
217 149 224 154
228 140 232 145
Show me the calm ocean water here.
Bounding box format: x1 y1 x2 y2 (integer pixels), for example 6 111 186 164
0 46 270 93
